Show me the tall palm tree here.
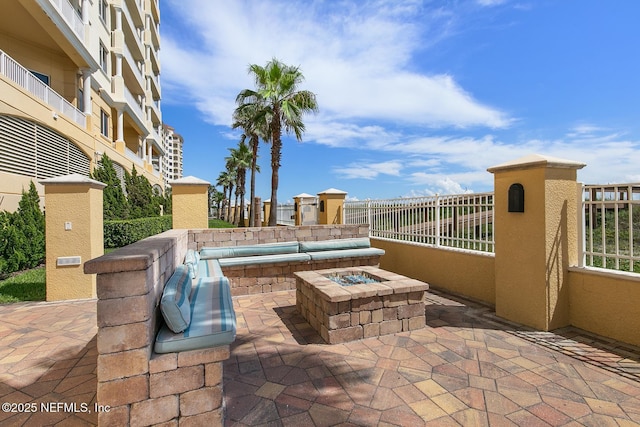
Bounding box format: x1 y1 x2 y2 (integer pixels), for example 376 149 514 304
227 140 253 226
232 103 267 227
216 170 234 221
223 158 237 223
236 58 318 226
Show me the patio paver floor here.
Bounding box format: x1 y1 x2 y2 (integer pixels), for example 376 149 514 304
224 289 640 426
0 288 638 426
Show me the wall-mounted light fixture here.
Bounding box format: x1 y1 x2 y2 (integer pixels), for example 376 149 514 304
508 183 525 213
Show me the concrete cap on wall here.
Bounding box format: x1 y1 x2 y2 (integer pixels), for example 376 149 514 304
168 176 210 186
487 154 586 173
39 173 106 189
318 188 347 195
294 193 315 198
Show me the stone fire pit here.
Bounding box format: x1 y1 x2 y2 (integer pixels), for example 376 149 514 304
294 266 429 344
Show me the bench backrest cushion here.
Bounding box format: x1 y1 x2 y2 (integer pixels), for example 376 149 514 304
200 241 299 259
197 258 224 278
184 249 201 279
299 237 371 252
160 265 192 333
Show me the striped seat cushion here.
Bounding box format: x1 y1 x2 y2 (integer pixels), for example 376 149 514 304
185 249 201 279
155 276 236 353
307 247 385 260
197 258 224 278
200 241 300 259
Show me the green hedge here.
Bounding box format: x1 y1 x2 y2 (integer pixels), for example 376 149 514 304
104 215 172 249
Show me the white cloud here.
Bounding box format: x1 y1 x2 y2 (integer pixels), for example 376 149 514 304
333 160 404 180
161 0 511 129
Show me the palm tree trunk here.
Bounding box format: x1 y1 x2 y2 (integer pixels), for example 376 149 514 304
268 115 282 226
249 137 258 227
227 184 234 222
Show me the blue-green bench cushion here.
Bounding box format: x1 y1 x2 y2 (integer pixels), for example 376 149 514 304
307 247 385 261
197 258 224 278
184 249 201 279
299 237 371 252
217 252 311 267
155 276 236 353
200 241 300 260
159 265 192 333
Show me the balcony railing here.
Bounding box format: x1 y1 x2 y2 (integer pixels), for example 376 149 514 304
345 192 495 252
48 0 85 41
125 146 144 167
0 49 86 128
581 184 640 273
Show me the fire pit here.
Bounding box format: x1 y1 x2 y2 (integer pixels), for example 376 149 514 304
295 266 429 344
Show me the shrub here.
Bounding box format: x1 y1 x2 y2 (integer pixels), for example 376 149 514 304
0 182 45 275
104 215 172 248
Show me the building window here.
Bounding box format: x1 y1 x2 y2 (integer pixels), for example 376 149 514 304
98 0 107 24
77 88 84 112
29 70 50 86
99 42 108 73
100 109 109 137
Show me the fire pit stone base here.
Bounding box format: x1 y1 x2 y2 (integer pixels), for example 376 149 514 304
294 266 429 344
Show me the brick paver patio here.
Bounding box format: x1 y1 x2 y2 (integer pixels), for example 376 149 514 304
0 289 639 426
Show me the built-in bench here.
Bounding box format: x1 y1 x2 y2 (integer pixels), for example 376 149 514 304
198 237 385 295
86 224 377 425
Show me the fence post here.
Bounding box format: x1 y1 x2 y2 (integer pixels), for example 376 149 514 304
488 154 586 331
170 176 210 229
435 194 440 247
40 174 105 301
577 183 585 268
318 188 347 225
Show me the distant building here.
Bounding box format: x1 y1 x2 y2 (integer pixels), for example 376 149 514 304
0 0 164 211
162 124 184 185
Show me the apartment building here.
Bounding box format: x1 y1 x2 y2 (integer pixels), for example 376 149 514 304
0 0 164 211
162 124 184 185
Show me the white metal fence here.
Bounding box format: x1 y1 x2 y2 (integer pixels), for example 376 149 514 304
581 184 640 273
345 193 495 252
277 204 295 226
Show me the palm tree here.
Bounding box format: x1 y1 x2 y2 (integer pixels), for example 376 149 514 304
228 140 254 226
216 170 233 221
232 103 267 227
236 58 318 226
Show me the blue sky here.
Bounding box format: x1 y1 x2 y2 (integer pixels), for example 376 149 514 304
159 0 640 202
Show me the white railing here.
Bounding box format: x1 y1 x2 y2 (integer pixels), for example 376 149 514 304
277 204 295 226
49 0 85 40
345 192 494 252
125 146 144 166
124 85 145 123
581 184 640 273
0 50 86 128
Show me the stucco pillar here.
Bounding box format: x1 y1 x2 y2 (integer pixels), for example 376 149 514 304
263 200 271 227
293 193 315 226
488 154 585 331
40 174 105 301
318 188 347 225
170 176 210 229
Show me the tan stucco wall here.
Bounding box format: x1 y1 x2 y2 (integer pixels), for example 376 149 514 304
568 267 640 347
371 238 496 305
172 185 209 229
45 184 103 301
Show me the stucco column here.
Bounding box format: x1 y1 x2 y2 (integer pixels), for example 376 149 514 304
170 176 210 229
318 188 347 225
40 174 105 301
488 154 585 331
263 200 271 227
293 193 315 226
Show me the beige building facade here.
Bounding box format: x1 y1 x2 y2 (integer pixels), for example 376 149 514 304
0 0 164 211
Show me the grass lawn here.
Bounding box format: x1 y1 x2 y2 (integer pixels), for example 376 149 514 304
0 266 46 303
209 219 235 228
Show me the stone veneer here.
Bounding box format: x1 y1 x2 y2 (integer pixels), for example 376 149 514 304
84 224 374 426
295 266 429 344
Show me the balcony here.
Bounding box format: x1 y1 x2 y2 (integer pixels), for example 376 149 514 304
46 0 85 42
0 49 86 128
